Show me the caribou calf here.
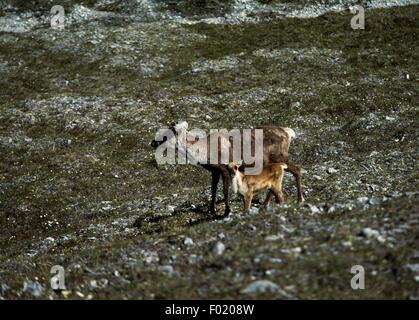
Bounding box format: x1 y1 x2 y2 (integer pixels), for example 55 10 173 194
229 162 287 211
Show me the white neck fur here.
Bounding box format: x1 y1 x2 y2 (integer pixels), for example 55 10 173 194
232 170 246 195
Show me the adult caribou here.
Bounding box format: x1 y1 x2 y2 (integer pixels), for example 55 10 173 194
151 121 304 217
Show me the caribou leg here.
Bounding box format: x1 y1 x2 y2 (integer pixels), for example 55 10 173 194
210 170 220 215
285 161 304 203
220 166 231 216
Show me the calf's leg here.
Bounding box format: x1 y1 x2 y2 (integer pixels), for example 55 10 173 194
244 191 254 211
263 191 273 206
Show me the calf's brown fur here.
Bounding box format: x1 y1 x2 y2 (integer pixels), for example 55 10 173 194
229 162 287 211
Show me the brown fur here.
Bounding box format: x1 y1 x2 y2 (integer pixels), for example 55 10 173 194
229 163 286 211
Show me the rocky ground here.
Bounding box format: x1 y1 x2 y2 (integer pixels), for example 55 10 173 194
0 0 418 299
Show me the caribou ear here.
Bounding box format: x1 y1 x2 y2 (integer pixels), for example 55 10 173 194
237 161 246 173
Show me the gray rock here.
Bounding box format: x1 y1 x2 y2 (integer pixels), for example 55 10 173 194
359 227 380 238
326 204 339 213
306 203 321 214
142 250 160 264
367 184 379 192
356 197 370 205
188 254 200 264
359 228 385 242
376 235 386 243
23 280 43 297
183 237 194 246
368 197 381 205
326 168 338 174
247 224 257 231
159 265 175 275
248 207 259 215
0 284 10 295
280 247 302 255
269 258 283 264
212 241 226 255
241 280 294 299
265 269 277 276
89 278 108 289
265 234 283 241
406 264 419 273
241 280 279 294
